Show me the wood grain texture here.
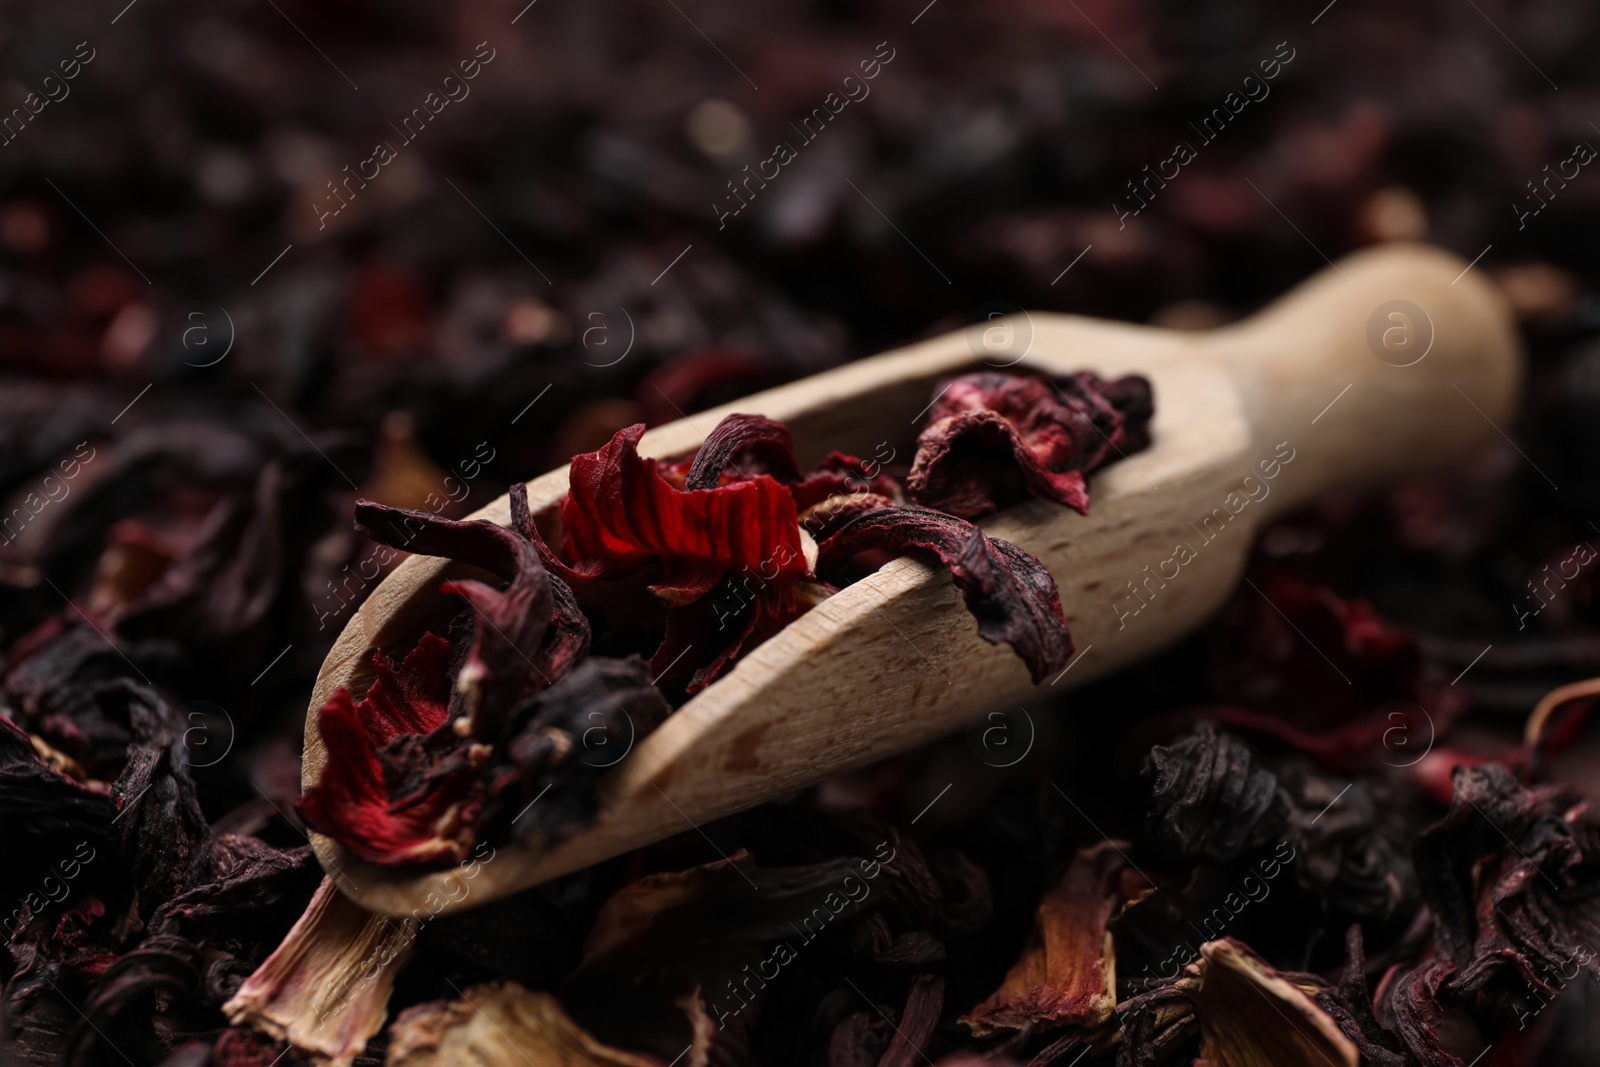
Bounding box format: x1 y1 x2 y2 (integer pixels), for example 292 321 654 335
302 244 1520 916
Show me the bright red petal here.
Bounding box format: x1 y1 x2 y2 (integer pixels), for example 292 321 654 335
561 423 808 586
300 633 479 865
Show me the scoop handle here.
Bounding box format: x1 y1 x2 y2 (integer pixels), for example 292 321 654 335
1195 243 1522 516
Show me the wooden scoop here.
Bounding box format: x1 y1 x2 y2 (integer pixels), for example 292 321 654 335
304 243 1521 917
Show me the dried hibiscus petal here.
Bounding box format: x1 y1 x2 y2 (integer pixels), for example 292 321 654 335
559 422 809 601
224 875 418 1067
1415 763 1600 993
816 503 1072 683
907 370 1152 519
306 484 593 865
355 482 591 735
1143 722 1290 864
299 633 479 866
682 411 804 489
1205 574 1463 749
960 842 1147 1036
1189 938 1359 1067
1315 926 1409 1067
388 982 660 1067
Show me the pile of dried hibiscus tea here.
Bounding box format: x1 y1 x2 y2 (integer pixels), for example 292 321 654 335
10 0 1600 1064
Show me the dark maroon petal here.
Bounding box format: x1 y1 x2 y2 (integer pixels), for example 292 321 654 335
356 482 590 735
816 504 1071 683
792 452 905 512
911 408 1091 519
1417 763 1600 999
906 371 1152 519
1384 960 1459 1067
685 413 803 490
115 463 285 644
877 974 944 1067
299 634 479 866
101 681 212 921
829 1011 891 1067
510 483 591 683
1209 574 1453 730
649 571 803 695
1315 926 1409 1067
1143 722 1290 864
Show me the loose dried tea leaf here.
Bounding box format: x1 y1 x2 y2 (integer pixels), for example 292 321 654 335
1190 938 1359 1067
0 714 116 894
816 504 1072 682
1104 981 1201 1067
1205 575 1463 750
876 973 945 1067
1143 722 1290 863
5 617 147 776
224 876 418 1067
1380 959 1458 1067
791 453 906 511
565 843 922 1058
827 1009 892 1067
115 458 327 652
961 842 1145 1036
907 371 1153 519
387 982 661 1067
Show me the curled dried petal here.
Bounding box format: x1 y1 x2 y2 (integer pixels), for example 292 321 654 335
816 504 1071 683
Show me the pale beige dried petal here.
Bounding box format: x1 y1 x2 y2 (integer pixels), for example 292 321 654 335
223 876 418 1067
960 841 1146 1036
1192 938 1358 1067
386 981 661 1067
